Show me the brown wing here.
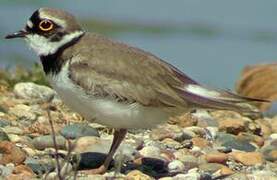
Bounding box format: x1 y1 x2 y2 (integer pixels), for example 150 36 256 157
67 33 266 114
67 33 188 107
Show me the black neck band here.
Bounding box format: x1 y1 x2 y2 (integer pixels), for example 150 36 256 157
40 32 84 75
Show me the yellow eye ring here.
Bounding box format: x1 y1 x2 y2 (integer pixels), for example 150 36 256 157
39 20 53 31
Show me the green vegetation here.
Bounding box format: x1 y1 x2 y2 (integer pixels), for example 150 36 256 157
0 63 48 89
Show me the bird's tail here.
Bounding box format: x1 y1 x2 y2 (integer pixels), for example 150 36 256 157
175 84 270 115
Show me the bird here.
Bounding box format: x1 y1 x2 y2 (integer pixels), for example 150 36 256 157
5 7 267 174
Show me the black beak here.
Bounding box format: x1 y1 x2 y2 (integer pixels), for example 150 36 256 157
5 30 29 39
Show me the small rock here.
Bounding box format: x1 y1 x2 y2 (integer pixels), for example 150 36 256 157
191 137 210 148
6 173 34 180
229 152 264 165
168 113 197 128
32 135 66 150
13 164 34 177
14 82 56 102
0 129 10 141
126 170 153 180
0 141 26 165
8 104 37 121
0 164 14 177
161 138 182 149
262 145 277 162
168 160 185 173
74 136 136 161
237 133 264 147
218 166 234 176
222 140 256 152
205 152 228 164
218 118 246 135
173 171 201 180
0 119 10 127
140 146 162 159
194 110 218 127
25 157 55 175
150 124 183 141
3 126 24 135
75 152 111 170
199 163 223 174
216 132 236 144
175 154 198 171
60 123 99 139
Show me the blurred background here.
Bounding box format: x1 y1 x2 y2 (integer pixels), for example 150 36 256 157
1 0 277 89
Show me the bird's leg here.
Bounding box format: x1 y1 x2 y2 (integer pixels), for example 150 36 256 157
81 129 127 175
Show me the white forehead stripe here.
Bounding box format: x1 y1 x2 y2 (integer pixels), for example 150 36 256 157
26 20 33 28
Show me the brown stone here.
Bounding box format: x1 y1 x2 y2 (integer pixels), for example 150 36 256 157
126 170 153 180
205 152 228 164
191 137 209 148
218 118 246 135
168 113 197 128
13 165 34 176
229 152 264 166
0 141 26 165
236 63 277 111
219 166 235 176
6 173 34 180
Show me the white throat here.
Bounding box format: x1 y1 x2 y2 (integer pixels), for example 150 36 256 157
25 31 84 56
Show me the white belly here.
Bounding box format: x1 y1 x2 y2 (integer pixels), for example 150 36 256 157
47 64 168 129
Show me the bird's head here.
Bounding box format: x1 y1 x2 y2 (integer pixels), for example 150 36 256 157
5 8 84 56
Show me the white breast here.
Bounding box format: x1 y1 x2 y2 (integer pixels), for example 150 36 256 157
47 62 168 129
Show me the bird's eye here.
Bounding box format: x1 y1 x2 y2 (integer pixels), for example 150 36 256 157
39 20 53 31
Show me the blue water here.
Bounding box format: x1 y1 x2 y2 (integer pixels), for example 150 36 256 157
0 0 276 88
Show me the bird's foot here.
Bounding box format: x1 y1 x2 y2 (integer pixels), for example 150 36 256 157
80 165 107 175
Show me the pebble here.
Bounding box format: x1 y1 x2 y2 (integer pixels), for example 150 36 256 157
25 157 55 175
175 154 198 171
0 141 26 165
168 160 185 173
262 145 277 162
60 123 99 139
229 152 264 165
222 139 256 152
0 129 10 141
191 137 210 148
199 163 223 174
13 164 35 177
0 164 14 177
169 113 197 128
194 110 218 127
8 104 37 121
150 124 183 141
32 135 67 150
75 152 110 170
74 136 136 161
139 146 162 159
172 172 201 180
205 152 228 164
13 82 56 102
3 126 24 135
0 119 10 127
126 170 153 180
218 118 246 135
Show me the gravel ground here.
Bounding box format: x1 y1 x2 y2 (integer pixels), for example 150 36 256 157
0 81 276 180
